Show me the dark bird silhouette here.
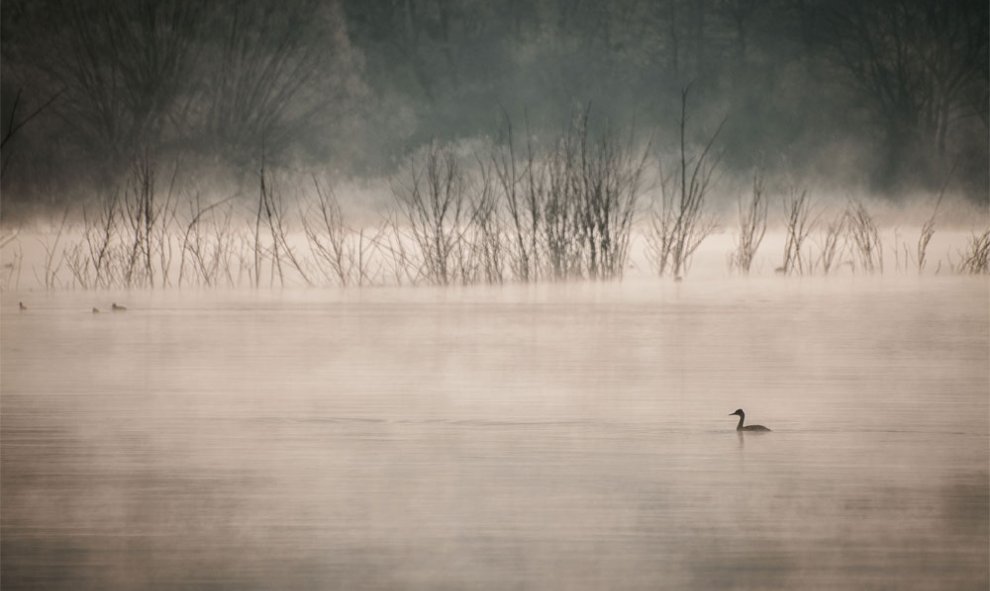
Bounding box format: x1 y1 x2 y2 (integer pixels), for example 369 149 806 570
92 307 100 313
18 301 26 311
729 409 771 431
111 303 127 311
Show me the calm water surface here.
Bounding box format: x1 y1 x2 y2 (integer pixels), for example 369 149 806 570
2 277 988 590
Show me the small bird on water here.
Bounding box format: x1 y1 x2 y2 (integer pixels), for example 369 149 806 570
92 307 100 314
18 301 26 311
111 303 127 311
729 409 771 432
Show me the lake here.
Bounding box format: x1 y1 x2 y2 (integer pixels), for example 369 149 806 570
2 276 987 590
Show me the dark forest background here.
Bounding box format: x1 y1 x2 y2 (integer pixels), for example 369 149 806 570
2 0 987 215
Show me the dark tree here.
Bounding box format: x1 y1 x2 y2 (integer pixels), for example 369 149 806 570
819 0 989 190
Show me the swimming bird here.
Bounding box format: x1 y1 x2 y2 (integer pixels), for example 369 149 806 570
729 409 771 432
18 301 26 311
92 307 100 314
111 303 126 311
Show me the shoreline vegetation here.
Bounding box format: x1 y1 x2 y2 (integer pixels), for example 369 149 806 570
3 187 986 293
2 111 988 291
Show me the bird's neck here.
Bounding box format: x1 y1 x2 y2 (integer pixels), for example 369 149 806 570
736 414 745 430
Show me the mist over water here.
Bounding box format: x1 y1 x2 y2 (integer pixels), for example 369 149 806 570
2 276 987 590
3 2 988 587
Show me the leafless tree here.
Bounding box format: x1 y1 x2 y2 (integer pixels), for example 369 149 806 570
202 0 341 161
821 0 987 182
42 0 204 168
1 87 64 177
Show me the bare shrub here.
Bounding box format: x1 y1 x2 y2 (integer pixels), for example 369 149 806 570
153 164 181 288
64 243 90 288
731 169 768 274
780 188 815 275
82 191 122 288
488 109 647 283
540 125 586 280
916 180 950 273
254 164 311 287
469 159 506 284
959 230 990 274
845 200 883 273
301 178 384 288
178 194 235 288
302 176 356 286
121 158 155 287
491 116 539 282
576 120 647 280
119 155 180 288
34 209 69 289
394 142 468 286
1 230 23 290
817 212 845 275
375 211 424 286
646 87 723 279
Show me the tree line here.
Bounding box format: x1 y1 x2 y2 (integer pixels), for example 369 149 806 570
1 0 987 212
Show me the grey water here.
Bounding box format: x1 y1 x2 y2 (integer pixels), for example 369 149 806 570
2 277 988 590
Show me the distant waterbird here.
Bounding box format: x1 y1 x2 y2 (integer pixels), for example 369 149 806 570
111 303 127 311
92 307 100 314
729 409 771 432
18 301 26 311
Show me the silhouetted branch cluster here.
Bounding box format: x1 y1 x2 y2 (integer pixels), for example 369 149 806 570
645 88 722 278
386 111 648 286
959 230 990 274
731 168 768 274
